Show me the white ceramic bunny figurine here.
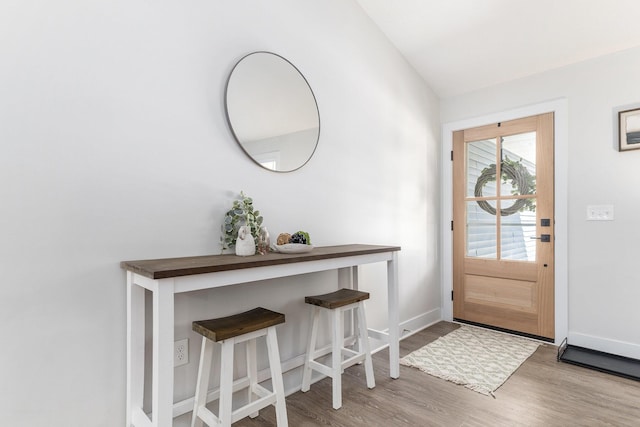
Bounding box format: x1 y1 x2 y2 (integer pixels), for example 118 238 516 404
235 225 256 256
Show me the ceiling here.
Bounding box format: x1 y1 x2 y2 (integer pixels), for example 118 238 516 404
356 0 640 98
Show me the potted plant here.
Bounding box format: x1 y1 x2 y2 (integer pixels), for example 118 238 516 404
220 191 263 252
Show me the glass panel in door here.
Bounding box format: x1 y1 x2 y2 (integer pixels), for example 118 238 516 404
466 138 497 198
466 200 497 258
501 202 536 261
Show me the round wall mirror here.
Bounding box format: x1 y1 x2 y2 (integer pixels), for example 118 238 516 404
225 52 320 172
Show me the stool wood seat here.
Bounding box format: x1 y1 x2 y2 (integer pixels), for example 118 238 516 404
191 307 288 427
304 288 370 309
193 307 285 342
301 288 375 409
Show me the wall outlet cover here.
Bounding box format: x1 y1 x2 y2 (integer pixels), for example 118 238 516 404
174 338 189 367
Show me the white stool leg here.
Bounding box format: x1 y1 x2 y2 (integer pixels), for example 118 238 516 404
191 337 214 427
246 339 259 418
356 302 375 389
266 326 289 426
301 307 320 392
331 308 343 410
218 338 235 427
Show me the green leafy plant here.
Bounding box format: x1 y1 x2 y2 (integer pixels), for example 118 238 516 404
220 191 263 252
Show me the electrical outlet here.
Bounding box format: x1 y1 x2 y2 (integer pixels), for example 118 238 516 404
174 339 188 367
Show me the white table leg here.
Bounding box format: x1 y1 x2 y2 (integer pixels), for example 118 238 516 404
152 279 175 427
337 267 351 289
337 267 360 348
351 266 359 350
337 266 360 290
387 252 399 379
127 272 145 427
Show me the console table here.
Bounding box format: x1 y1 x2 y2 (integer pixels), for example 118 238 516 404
121 244 401 427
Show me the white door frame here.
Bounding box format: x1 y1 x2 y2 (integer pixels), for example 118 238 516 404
441 98 568 344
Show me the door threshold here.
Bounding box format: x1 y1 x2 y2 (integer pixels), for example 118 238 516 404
557 338 640 381
453 318 554 343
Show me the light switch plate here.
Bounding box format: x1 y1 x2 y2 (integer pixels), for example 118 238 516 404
586 205 614 221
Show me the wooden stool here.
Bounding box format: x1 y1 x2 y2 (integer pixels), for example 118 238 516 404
191 307 288 427
301 288 375 409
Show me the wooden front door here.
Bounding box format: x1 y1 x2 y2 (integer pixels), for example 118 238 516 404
453 113 555 340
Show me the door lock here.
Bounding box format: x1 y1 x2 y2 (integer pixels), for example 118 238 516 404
530 234 551 242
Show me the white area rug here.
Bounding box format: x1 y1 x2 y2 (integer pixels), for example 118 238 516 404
400 325 540 397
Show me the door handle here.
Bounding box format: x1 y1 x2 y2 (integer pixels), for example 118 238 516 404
530 234 551 242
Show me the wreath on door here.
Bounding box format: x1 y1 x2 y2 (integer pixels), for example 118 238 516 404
474 157 536 216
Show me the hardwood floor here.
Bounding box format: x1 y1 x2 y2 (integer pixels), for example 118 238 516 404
235 321 640 426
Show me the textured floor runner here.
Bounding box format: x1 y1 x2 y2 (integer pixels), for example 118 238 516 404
400 325 540 396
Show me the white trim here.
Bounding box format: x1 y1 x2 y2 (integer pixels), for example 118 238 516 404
440 98 569 345
398 308 442 338
369 307 442 353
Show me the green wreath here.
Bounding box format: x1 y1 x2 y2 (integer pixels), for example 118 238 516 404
474 157 536 216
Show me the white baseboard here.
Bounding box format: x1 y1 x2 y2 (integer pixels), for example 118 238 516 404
398 308 442 339
369 307 442 353
568 332 640 360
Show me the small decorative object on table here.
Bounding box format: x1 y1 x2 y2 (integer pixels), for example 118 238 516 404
235 225 256 256
273 231 313 253
257 226 270 255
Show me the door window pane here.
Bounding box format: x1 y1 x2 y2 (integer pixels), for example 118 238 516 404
501 132 536 197
466 200 497 259
467 139 497 198
501 201 536 261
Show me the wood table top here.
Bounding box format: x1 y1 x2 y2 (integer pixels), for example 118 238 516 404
121 244 401 280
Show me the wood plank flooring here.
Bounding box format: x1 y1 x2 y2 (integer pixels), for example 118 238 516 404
235 321 640 426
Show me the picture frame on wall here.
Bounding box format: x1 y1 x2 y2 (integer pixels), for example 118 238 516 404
618 107 640 151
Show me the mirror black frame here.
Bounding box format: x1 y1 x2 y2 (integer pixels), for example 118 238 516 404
224 51 321 173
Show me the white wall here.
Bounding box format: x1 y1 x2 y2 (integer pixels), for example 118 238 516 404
0 1 440 425
441 46 640 359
